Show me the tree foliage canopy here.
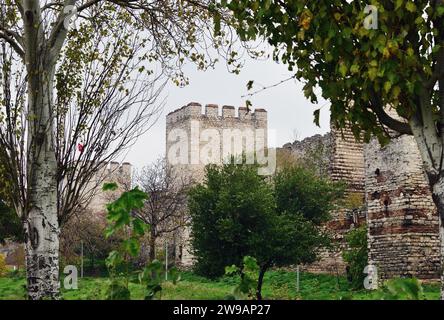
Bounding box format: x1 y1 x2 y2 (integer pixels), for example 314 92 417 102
224 0 444 145
189 163 275 278
274 165 345 224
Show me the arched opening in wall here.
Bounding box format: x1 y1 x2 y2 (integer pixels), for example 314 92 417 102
383 197 391 216
178 245 183 261
375 168 380 176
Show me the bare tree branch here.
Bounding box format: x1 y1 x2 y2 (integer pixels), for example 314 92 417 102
133 157 193 261
0 31 24 58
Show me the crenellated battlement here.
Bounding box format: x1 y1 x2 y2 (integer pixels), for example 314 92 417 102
166 102 267 125
165 101 269 188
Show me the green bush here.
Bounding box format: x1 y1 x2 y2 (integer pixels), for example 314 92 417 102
0 254 7 277
189 163 276 278
342 225 368 290
225 256 259 300
378 278 425 300
106 280 131 300
189 162 344 299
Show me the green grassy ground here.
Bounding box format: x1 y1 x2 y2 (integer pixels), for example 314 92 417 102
0 270 440 300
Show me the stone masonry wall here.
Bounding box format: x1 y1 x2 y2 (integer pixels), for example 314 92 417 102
302 124 366 274
281 133 332 176
365 135 441 280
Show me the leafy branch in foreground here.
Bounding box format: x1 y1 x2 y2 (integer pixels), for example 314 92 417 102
103 183 180 300
103 183 148 300
225 256 260 300
378 278 425 300
138 259 180 300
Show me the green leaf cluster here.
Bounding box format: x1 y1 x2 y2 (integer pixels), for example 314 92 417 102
103 185 149 300
378 278 425 300
138 259 180 300
225 256 260 299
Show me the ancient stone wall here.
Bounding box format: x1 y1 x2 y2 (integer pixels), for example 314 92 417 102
328 125 366 226
294 125 441 280
166 103 442 280
281 133 331 176
364 136 441 280
301 124 366 274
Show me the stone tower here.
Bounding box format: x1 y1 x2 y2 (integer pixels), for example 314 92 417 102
165 102 269 265
365 136 441 280
166 102 268 181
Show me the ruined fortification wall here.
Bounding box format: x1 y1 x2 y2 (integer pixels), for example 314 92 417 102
298 125 441 280
301 124 366 274
166 102 441 279
281 133 331 176
365 136 441 280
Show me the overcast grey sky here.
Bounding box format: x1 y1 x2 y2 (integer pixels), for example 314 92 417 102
124 56 331 169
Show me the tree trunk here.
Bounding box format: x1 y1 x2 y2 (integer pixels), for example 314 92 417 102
431 177 444 300
149 229 156 262
24 60 60 299
24 157 60 300
256 265 269 300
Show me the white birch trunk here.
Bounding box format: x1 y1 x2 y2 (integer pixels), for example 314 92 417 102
20 0 74 299
410 113 444 300
24 61 60 299
24 151 60 300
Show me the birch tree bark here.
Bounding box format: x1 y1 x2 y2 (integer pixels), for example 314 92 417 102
25 66 62 298
21 0 64 299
